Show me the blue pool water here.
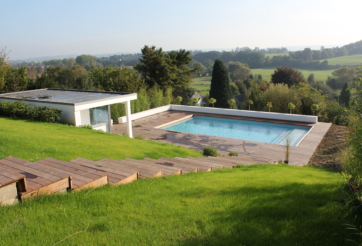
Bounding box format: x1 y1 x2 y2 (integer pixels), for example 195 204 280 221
162 116 311 146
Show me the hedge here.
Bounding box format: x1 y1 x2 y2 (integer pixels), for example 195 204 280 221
0 101 62 123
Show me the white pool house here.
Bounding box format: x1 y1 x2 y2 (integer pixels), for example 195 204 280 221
0 89 137 137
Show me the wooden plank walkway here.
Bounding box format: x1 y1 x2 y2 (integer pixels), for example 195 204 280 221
112 111 331 166
0 153 272 204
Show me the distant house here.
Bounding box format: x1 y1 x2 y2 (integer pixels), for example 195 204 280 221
0 89 137 137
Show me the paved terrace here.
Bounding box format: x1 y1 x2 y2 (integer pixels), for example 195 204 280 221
111 111 331 166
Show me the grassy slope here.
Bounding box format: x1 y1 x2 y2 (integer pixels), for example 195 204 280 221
0 164 351 246
318 54 362 66
0 117 201 162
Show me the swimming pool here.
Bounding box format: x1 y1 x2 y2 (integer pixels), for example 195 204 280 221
162 116 312 146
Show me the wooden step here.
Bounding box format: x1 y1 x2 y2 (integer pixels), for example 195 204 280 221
184 157 227 169
34 159 106 191
172 157 214 172
0 157 71 200
193 156 241 166
137 158 184 175
155 157 199 173
100 158 164 178
222 155 276 164
0 166 27 205
70 158 138 185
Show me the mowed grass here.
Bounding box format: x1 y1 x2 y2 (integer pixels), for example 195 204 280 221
0 117 201 162
191 77 212 95
0 164 351 246
318 54 362 66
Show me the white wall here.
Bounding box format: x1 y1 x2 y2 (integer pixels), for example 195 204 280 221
118 105 171 123
118 104 318 124
170 105 318 123
0 99 76 125
78 109 90 126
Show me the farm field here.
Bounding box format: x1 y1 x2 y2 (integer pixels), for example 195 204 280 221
318 54 362 66
264 53 288 58
251 68 334 82
0 164 351 246
191 68 333 95
0 117 201 162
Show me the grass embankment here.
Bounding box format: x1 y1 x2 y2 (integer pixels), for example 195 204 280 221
0 117 201 162
0 164 352 246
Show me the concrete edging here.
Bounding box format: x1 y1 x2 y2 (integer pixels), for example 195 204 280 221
118 104 318 124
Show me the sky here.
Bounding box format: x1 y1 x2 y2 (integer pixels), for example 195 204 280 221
1 0 361 60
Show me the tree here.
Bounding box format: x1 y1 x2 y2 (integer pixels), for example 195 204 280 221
339 82 351 107
307 74 315 84
209 59 233 108
192 97 199 105
176 96 182 105
134 46 198 92
0 48 11 92
228 98 236 109
227 61 251 81
209 98 216 107
271 66 305 87
329 67 358 89
247 100 253 110
311 104 319 115
288 102 296 114
75 55 100 70
266 102 273 112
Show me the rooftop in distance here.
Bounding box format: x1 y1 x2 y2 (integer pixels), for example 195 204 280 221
0 89 135 105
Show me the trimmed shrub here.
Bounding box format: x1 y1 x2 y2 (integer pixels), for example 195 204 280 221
228 152 238 156
203 146 219 157
0 101 62 123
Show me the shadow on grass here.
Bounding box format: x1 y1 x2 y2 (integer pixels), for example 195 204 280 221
177 182 353 246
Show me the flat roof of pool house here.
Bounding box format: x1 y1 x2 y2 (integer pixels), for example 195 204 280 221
0 88 137 106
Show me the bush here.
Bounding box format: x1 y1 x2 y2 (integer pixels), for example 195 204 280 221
203 146 219 157
228 152 238 156
0 101 62 123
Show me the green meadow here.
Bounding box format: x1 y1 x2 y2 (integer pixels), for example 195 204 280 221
318 54 362 66
0 164 352 246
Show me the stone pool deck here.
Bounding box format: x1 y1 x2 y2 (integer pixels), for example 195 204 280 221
111 111 331 166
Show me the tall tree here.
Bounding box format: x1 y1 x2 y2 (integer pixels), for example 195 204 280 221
339 82 351 107
134 46 198 92
271 66 305 87
227 61 251 81
209 59 233 108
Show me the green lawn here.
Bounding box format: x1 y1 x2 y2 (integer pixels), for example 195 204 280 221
0 164 352 246
318 54 362 66
0 117 201 162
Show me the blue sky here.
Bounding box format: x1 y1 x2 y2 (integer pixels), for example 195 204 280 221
1 0 360 60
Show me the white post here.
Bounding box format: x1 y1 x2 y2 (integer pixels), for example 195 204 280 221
125 100 133 138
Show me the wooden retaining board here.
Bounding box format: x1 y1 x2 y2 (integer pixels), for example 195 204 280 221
0 158 71 199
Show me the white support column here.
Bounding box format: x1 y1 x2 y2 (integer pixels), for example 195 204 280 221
125 100 133 138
